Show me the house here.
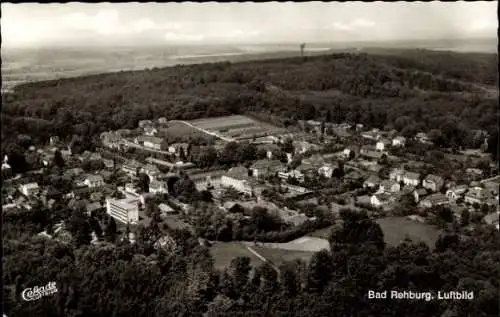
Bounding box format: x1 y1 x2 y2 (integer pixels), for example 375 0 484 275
86 202 103 215
141 164 161 181
250 160 284 178
413 188 428 203
256 144 280 160
49 136 60 145
115 129 132 137
295 163 316 178
302 154 325 169
419 193 449 209
392 136 406 147
389 168 405 182
293 141 315 155
281 170 306 183
376 139 390 152
84 175 105 188
361 129 382 141
221 167 255 195
158 117 168 125
318 163 340 178
168 143 188 155
190 170 225 191
423 174 445 192
144 127 158 136
464 187 486 205
343 148 353 159
42 153 55 166
149 180 168 194
90 191 104 202
143 136 165 151
122 160 143 177
371 192 394 207
402 172 420 187
465 168 483 178
415 132 431 144
483 212 499 230
19 183 40 197
355 124 364 131
363 174 381 189
102 159 115 170
446 185 468 201
360 145 384 160
138 120 154 128
100 132 122 149
159 203 174 214
379 180 400 193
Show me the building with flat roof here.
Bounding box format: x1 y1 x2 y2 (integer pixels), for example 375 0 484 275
106 197 140 224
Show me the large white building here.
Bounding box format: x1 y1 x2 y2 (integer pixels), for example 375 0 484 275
106 197 140 224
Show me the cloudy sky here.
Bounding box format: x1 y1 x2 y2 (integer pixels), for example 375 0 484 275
1 2 497 48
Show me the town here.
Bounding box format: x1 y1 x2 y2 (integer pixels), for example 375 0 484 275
3 113 498 268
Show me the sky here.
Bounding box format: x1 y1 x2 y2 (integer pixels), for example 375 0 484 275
1 2 498 48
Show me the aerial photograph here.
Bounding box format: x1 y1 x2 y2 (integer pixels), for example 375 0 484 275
1 2 498 316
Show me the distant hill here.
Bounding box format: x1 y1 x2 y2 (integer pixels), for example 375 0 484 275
2 49 498 157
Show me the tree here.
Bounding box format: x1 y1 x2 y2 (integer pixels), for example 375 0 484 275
105 216 117 243
136 173 150 193
307 249 333 293
53 150 65 168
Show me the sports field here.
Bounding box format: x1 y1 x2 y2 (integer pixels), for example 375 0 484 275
188 115 285 141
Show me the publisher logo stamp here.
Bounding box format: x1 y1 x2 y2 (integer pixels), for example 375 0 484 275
21 282 58 301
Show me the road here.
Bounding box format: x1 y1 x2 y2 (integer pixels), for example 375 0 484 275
169 120 235 142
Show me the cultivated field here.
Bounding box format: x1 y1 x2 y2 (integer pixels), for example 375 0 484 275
210 241 265 270
161 121 215 141
188 115 285 141
376 217 441 248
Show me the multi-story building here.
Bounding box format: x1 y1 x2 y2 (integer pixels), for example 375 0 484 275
106 197 140 224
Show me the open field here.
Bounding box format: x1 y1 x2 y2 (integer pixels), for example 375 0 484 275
210 241 265 270
188 115 285 141
376 216 441 248
244 236 330 252
309 226 335 239
252 246 315 266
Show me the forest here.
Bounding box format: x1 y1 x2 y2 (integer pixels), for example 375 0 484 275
3 205 499 317
1 49 498 161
